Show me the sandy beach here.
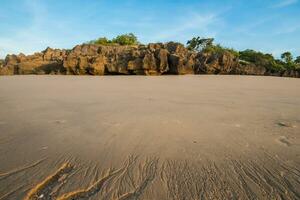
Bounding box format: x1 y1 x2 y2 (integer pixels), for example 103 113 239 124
0 75 299 200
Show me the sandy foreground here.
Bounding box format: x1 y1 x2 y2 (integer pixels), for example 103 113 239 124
0 75 299 200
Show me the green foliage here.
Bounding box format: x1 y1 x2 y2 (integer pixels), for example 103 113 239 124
295 56 300 69
281 52 297 70
239 50 300 71
281 52 293 63
187 37 239 58
186 36 300 73
204 44 240 57
187 37 214 51
89 34 299 73
239 49 285 72
88 33 139 46
89 37 111 45
111 33 138 45
295 56 300 64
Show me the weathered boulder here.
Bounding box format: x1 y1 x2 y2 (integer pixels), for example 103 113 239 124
2 49 66 75
0 57 14 75
64 53 78 74
4 54 19 68
282 69 300 78
157 49 169 73
165 42 195 74
143 53 158 75
43 47 66 61
165 42 186 54
195 51 239 74
236 61 267 75
89 56 106 75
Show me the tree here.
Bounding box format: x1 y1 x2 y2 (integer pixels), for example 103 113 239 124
281 52 296 70
187 37 214 51
295 56 300 64
239 49 285 72
111 33 139 45
281 52 293 64
89 37 111 45
88 33 139 46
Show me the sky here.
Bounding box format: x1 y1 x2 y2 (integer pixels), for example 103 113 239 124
0 0 299 58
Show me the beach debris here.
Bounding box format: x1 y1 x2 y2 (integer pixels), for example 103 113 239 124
277 122 292 127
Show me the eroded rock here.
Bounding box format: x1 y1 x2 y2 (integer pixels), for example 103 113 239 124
0 43 299 77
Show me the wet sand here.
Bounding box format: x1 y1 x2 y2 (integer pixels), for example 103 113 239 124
0 75 299 200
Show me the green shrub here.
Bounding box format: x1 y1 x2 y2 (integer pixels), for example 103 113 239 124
111 33 139 45
295 56 300 64
239 49 285 72
186 37 239 57
204 44 239 57
281 52 297 70
187 37 214 51
88 33 139 46
89 37 112 45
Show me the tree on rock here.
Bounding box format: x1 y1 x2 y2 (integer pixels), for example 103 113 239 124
281 52 295 70
295 56 300 64
187 37 214 51
111 33 139 45
281 52 293 63
89 37 111 45
88 33 139 46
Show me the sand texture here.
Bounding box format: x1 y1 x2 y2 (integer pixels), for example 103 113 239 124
0 75 299 199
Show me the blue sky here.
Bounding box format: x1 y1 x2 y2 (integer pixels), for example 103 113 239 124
0 0 299 58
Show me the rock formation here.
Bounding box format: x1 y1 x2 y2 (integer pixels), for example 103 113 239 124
0 59 3 69
0 43 299 77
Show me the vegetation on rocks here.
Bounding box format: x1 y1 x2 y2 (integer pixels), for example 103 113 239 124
239 50 299 72
295 56 300 64
187 36 300 74
0 34 299 77
88 33 139 46
238 50 284 72
187 37 214 51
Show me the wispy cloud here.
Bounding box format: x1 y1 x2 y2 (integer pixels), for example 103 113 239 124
235 16 276 36
147 6 232 43
275 24 300 34
1 0 300 58
151 13 218 41
272 0 298 8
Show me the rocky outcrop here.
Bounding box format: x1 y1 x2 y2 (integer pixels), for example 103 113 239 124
236 60 267 75
0 59 4 73
195 51 238 74
1 43 299 78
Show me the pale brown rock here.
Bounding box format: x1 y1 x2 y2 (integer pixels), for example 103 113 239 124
157 49 169 73
89 55 106 75
1 43 299 77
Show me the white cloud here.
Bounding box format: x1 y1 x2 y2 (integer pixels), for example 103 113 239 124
152 14 216 40
147 6 232 43
147 12 220 43
275 24 300 34
272 0 298 8
234 16 276 37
